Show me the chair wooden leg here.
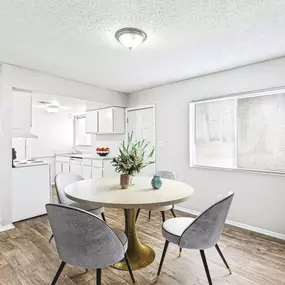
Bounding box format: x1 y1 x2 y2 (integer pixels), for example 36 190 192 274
215 244 232 274
200 250 213 285
135 209 140 222
161 211 166 223
96 268 102 285
125 254 136 284
170 208 176 218
101 212 106 222
157 240 169 276
48 234 54 243
51 261 66 285
148 210 152 221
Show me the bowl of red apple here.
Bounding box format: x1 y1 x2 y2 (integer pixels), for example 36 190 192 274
96 147 110 157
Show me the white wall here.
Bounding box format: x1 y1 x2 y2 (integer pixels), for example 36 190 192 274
0 63 127 226
5 64 127 106
128 57 285 235
0 65 13 226
93 134 125 157
30 108 74 157
12 109 74 159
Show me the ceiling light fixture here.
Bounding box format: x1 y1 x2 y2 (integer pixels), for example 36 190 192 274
46 99 60 113
47 105 59 113
115 27 147 50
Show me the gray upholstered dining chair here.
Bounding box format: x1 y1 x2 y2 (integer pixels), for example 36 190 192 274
157 192 234 285
136 170 177 222
49 172 106 242
46 204 135 285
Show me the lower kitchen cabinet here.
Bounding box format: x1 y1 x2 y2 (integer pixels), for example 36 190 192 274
55 161 62 175
55 155 115 180
12 164 51 222
62 162 70 173
70 162 82 176
92 167 103 180
82 165 92 179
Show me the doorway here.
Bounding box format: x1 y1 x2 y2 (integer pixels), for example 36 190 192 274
126 106 155 176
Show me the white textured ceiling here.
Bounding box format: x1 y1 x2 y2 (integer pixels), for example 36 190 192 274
0 0 285 93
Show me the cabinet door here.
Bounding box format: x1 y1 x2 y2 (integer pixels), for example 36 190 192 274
113 107 125 133
44 157 55 183
86 110 98 133
82 166 92 179
98 108 113 133
70 163 81 176
92 167 103 181
102 161 117 177
12 164 50 222
55 162 62 175
12 90 32 130
62 162 70 173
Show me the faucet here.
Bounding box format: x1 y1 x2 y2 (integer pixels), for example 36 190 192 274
72 147 82 154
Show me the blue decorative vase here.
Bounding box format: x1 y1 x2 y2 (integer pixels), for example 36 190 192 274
151 175 162 189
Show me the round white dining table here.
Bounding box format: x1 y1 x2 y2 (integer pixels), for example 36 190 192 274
65 176 194 271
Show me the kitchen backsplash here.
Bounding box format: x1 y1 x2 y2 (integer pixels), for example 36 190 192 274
93 134 124 157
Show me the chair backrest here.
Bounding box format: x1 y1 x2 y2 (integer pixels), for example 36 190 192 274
179 192 234 249
55 172 83 204
155 170 177 180
46 204 125 269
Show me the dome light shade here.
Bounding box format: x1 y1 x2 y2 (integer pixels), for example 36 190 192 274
46 99 60 113
115 28 147 50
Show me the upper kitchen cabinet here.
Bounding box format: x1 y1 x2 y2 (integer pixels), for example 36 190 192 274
86 107 125 134
86 109 98 133
12 89 37 138
12 89 32 130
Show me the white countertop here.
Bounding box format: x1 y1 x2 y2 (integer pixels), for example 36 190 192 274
55 152 113 160
14 160 50 168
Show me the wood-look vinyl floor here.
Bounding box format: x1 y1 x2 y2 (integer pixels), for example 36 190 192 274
0 208 285 285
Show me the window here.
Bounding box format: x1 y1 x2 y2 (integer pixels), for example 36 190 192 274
74 115 91 146
190 87 285 173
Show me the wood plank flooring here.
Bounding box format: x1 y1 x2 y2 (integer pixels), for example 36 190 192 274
0 208 285 285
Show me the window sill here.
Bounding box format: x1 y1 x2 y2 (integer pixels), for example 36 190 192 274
190 164 285 177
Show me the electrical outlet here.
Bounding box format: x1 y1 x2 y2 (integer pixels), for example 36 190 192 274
158 141 164 147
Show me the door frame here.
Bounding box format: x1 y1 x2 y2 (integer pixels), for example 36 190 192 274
126 105 156 173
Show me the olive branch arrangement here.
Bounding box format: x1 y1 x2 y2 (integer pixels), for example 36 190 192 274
112 132 155 176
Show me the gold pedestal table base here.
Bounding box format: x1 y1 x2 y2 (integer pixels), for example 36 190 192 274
113 209 155 271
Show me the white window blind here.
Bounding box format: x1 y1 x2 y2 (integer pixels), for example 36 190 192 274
190 87 285 173
237 93 285 172
195 99 235 168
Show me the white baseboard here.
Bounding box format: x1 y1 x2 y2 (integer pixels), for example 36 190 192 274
175 206 285 241
0 224 14 232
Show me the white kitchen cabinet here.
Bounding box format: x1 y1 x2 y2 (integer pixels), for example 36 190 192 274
70 164 82 176
70 158 82 176
12 90 32 130
98 107 125 134
92 167 103 180
40 156 55 182
98 108 113 133
55 161 62 175
82 165 92 179
62 162 70 172
103 161 118 177
55 156 70 175
86 107 125 134
12 164 51 222
86 110 98 133
55 155 115 180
